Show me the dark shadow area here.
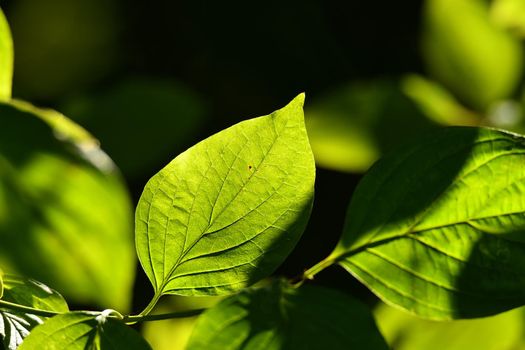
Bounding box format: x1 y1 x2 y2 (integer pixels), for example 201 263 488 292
454 232 525 318
340 127 480 249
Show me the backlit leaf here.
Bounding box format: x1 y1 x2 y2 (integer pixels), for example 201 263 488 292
0 100 135 311
331 127 525 319
0 7 13 101
18 312 152 350
0 274 68 349
375 302 525 350
187 281 388 350
422 0 523 110
136 94 315 297
305 80 436 173
491 0 525 37
401 74 479 126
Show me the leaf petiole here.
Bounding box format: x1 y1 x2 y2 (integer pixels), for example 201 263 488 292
0 298 205 324
292 256 337 287
123 308 205 324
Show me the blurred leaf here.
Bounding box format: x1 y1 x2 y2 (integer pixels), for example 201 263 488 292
0 274 68 349
19 312 152 349
0 100 135 311
421 0 523 110
331 127 525 319
136 94 315 297
62 78 209 181
491 0 525 37
401 74 480 126
9 0 120 99
305 80 436 173
187 281 388 350
485 99 525 132
375 302 525 350
142 295 222 350
0 7 13 101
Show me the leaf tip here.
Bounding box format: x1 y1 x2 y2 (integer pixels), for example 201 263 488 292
294 92 306 107
278 92 306 117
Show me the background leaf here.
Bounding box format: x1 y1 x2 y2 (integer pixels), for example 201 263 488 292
401 74 479 126
491 0 525 37
421 0 523 110
331 127 525 319
0 100 135 311
142 295 222 350
18 312 152 350
0 274 68 349
375 302 525 350
187 280 388 350
136 94 315 297
305 80 437 173
0 7 13 101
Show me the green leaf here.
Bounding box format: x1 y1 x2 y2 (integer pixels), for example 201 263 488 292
0 274 68 349
491 0 525 37
375 302 525 350
401 74 479 126
305 80 436 173
331 127 525 319
0 100 135 311
0 7 13 100
2 274 68 314
187 281 388 350
136 94 315 297
18 312 152 350
422 0 523 110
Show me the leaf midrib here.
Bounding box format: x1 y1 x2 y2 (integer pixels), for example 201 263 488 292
343 145 525 259
156 114 285 294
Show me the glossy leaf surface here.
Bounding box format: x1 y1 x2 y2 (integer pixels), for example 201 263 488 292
136 94 315 296
0 275 68 349
19 312 152 350
0 101 135 310
333 127 525 319
0 7 13 100
187 281 388 350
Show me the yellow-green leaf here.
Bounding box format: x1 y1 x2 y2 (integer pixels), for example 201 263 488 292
0 101 135 311
19 312 152 350
0 7 13 101
187 281 388 350
422 0 523 110
136 94 315 297
0 274 68 349
332 127 525 319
